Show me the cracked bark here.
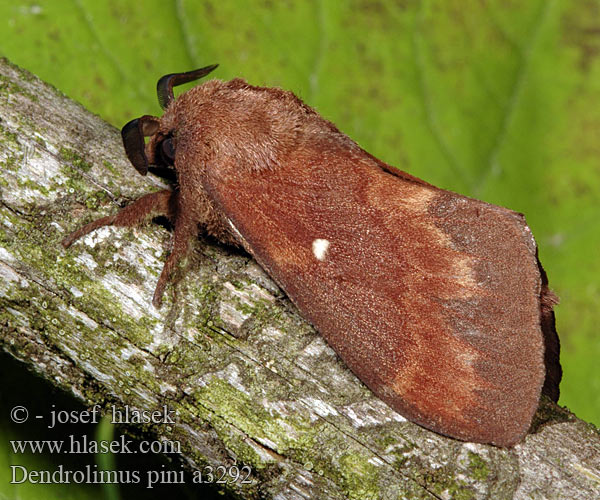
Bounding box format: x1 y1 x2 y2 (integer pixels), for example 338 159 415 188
1 57 599 500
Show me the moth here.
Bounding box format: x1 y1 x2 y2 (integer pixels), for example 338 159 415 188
62 65 561 447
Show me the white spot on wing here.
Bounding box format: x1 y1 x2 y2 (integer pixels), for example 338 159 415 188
312 238 330 261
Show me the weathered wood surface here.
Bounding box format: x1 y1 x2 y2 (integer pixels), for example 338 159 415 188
1 57 599 500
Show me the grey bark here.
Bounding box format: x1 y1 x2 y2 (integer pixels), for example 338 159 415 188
0 57 599 500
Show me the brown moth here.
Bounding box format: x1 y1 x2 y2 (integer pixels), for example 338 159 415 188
62 66 561 447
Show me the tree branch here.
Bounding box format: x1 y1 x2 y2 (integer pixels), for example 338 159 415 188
1 57 599 499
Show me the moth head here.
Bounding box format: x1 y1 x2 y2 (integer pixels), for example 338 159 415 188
120 64 218 176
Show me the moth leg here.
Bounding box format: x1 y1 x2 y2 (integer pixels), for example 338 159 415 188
61 189 173 248
152 214 197 308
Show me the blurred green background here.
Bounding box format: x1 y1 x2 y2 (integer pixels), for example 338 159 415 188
1 0 598 496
